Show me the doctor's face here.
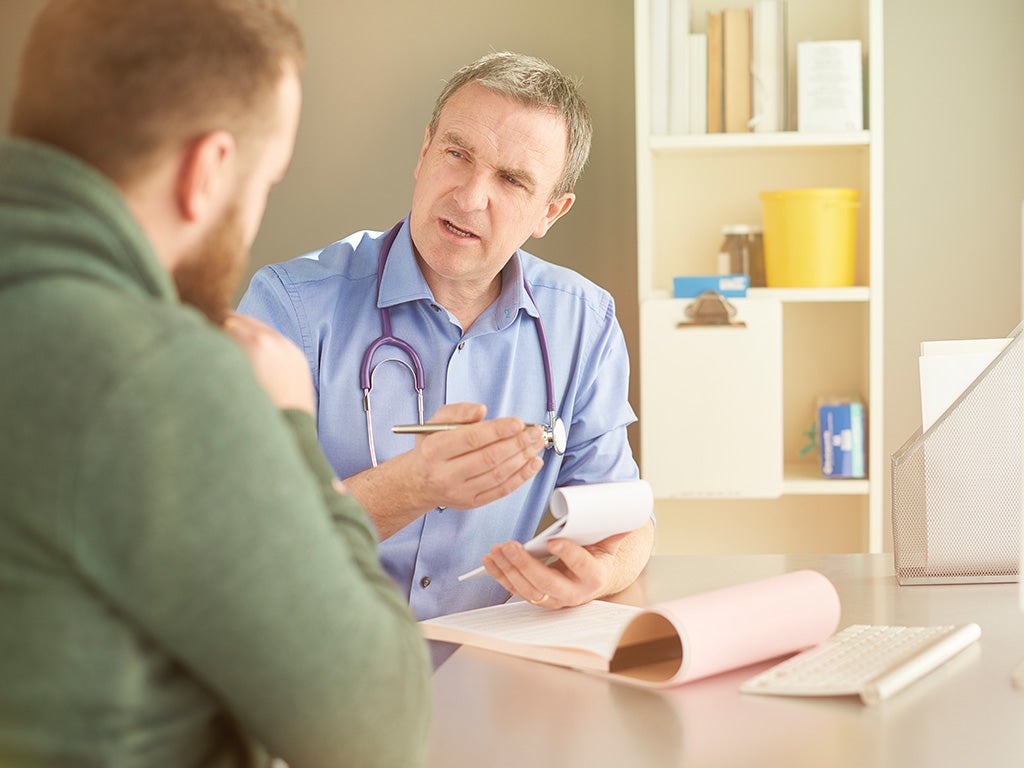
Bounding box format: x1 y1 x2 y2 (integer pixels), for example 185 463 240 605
409 83 575 302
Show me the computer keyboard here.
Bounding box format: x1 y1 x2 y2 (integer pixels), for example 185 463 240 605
740 623 981 705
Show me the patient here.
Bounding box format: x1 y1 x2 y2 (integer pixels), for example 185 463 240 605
0 1 430 766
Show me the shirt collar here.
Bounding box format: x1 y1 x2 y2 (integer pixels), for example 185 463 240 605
377 218 433 309
493 251 539 332
377 217 539 332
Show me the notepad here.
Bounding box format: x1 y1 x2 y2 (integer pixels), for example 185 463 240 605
458 480 653 581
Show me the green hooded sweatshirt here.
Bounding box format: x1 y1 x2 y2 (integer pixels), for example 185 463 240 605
0 137 430 768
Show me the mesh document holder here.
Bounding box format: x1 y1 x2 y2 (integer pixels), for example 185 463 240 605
891 328 1023 585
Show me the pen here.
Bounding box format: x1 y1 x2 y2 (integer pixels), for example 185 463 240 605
458 555 558 582
393 421 562 453
392 422 545 435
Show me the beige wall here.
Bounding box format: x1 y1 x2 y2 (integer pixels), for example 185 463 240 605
883 0 1024 545
5 2 1024 552
0 0 640 448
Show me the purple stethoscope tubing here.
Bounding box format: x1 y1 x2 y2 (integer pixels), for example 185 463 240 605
360 221 563 464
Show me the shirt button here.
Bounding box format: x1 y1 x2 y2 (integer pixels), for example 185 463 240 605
431 304 441 312
420 576 431 588
458 341 465 350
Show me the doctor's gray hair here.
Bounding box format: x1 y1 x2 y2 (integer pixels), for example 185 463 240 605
428 51 593 200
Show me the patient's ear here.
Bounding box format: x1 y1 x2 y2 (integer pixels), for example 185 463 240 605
175 130 236 223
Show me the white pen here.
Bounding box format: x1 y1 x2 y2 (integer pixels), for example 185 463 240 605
458 565 486 582
458 555 558 583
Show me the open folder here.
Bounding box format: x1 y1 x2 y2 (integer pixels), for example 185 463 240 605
422 570 840 688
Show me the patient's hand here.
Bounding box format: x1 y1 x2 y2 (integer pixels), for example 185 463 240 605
221 312 315 414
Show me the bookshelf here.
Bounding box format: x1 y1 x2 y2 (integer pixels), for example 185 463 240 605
635 0 884 553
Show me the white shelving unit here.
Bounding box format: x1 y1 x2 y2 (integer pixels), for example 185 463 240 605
635 0 884 553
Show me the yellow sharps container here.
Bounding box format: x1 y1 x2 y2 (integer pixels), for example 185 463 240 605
759 188 860 287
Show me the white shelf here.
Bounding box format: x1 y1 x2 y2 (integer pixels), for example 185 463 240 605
747 287 870 303
648 287 870 303
635 0 884 553
651 130 871 154
783 462 870 496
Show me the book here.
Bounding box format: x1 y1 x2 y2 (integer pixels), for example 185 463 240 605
458 480 653 581
668 0 690 134
750 0 787 132
797 40 864 132
688 33 708 134
706 11 723 133
650 0 671 135
422 569 841 688
722 7 752 133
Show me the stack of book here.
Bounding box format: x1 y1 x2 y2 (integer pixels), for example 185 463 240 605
650 0 787 135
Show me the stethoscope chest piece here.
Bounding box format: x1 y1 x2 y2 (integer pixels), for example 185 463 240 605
544 417 568 455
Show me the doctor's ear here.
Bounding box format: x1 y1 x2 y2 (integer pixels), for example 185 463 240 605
413 125 432 180
175 130 237 223
532 192 575 239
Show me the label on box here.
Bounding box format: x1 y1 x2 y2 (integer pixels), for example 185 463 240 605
673 274 749 298
819 400 865 478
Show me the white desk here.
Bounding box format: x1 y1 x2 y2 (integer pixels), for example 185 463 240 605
428 553 1024 768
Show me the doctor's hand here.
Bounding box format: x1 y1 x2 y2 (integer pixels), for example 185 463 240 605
221 312 315 414
344 402 547 540
481 532 631 610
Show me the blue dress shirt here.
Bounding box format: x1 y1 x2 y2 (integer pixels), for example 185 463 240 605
238 218 639 622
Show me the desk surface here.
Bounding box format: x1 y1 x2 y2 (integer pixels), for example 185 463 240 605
427 553 1024 768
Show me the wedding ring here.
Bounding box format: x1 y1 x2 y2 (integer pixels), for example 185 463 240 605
529 593 550 606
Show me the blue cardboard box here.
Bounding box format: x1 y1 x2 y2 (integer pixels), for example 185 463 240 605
818 398 865 478
672 274 749 299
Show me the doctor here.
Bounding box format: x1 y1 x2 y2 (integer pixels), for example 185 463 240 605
240 51 653 627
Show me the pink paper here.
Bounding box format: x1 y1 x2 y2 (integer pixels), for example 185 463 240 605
632 569 840 685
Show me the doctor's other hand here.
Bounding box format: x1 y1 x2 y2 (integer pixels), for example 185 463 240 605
409 402 547 511
481 533 630 610
221 312 315 414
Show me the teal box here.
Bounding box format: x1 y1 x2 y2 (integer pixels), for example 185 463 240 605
818 399 865 478
673 274 749 298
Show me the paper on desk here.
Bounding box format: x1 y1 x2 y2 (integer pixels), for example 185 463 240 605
424 569 841 688
458 480 653 581
615 569 841 686
919 337 1011 432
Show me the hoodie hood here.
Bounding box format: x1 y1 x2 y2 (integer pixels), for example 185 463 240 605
0 137 175 302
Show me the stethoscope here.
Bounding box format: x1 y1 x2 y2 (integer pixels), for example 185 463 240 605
360 221 567 467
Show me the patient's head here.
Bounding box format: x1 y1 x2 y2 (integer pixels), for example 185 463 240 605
9 0 305 187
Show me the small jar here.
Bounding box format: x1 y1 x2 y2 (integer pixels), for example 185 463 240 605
717 225 766 287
